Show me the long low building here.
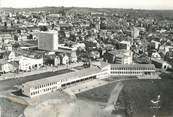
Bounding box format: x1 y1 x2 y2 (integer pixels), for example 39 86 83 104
22 63 156 98
22 66 109 98
110 64 156 76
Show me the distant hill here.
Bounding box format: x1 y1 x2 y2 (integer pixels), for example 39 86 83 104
1 6 173 19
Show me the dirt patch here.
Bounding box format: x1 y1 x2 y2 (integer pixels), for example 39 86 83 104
77 81 121 103
0 97 26 117
24 99 64 117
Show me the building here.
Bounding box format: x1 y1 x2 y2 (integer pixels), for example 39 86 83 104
110 64 156 77
0 59 17 73
119 41 131 50
37 31 59 51
62 54 69 65
151 40 160 50
70 51 77 63
19 56 43 71
0 59 10 73
21 62 156 98
151 51 161 60
22 66 104 97
151 58 172 70
132 27 140 39
106 50 133 64
54 56 61 66
7 51 16 62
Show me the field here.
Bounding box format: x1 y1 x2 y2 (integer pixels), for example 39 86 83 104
77 78 173 117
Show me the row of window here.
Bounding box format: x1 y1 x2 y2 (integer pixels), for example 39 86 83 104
31 91 39 96
111 67 155 71
111 71 142 74
34 82 57 89
62 76 96 87
30 75 97 96
31 86 57 96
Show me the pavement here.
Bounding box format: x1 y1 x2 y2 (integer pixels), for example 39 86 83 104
0 62 83 81
64 79 110 95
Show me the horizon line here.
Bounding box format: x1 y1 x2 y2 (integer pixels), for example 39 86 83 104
1 6 173 11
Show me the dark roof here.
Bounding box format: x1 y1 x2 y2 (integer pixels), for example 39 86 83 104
23 66 101 88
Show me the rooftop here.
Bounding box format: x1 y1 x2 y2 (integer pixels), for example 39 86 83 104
108 49 130 56
23 66 101 88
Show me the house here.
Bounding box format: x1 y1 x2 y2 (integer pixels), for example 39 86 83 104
151 58 172 71
54 56 61 66
119 41 131 50
90 50 100 60
0 59 10 73
0 59 17 73
7 51 16 62
104 50 133 64
5 44 13 51
70 51 77 63
62 54 69 65
151 51 161 60
151 40 160 50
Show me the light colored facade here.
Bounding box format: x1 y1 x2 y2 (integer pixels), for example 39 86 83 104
19 56 43 71
151 40 160 50
38 31 59 51
23 81 62 97
110 64 156 76
22 62 156 98
70 51 78 63
120 41 131 51
62 54 69 65
1 63 11 73
151 58 172 70
0 60 16 73
22 67 102 98
115 50 133 64
8 51 16 62
151 52 161 60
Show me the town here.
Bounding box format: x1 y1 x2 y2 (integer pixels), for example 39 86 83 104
0 6 173 117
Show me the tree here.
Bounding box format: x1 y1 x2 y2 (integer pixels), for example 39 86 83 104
40 26 48 31
27 34 33 39
14 35 18 41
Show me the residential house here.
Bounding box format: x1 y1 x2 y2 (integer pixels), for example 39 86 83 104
54 56 61 66
70 51 77 63
0 59 17 73
7 51 16 62
62 54 69 65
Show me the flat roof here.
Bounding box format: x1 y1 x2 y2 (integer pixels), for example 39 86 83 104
38 31 58 34
91 61 110 69
108 49 130 55
23 66 101 88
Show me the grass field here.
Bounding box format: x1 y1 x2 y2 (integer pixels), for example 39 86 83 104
77 78 173 117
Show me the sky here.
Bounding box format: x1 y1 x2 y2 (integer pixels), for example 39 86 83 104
1 0 173 10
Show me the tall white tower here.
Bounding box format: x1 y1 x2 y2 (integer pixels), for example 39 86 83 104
38 31 59 51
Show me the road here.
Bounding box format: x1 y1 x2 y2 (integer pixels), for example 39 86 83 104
0 69 73 92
